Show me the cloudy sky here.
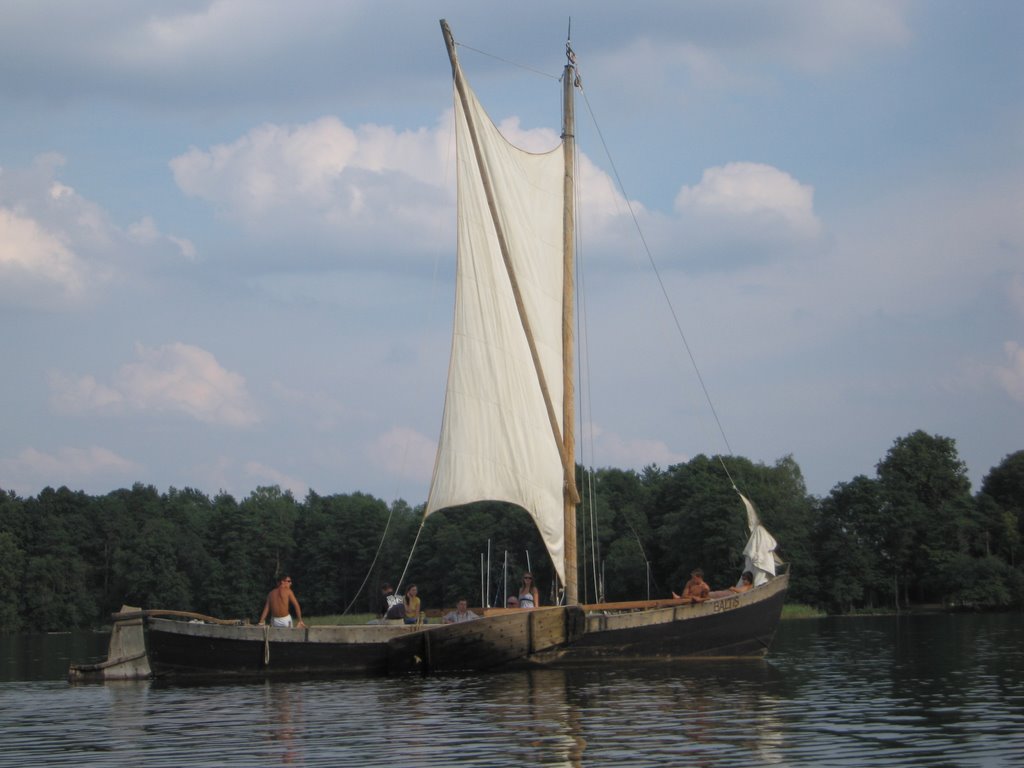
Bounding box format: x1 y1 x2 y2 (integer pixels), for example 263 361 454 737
1 1 1021 506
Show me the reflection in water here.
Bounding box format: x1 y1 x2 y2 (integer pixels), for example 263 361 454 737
1 614 1023 766
264 683 303 765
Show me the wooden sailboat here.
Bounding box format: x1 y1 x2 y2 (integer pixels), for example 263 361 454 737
71 19 785 682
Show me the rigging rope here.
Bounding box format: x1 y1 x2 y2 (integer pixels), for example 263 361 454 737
340 498 399 616
454 41 560 81
568 79 604 604
574 78 741 492
394 519 426 595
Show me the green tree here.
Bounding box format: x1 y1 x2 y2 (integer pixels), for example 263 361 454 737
202 492 262 617
980 450 1024 566
161 487 217 612
113 516 192 609
582 467 651 601
814 476 883 612
646 456 747 595
20 487 97 629
241 486 300 591
876 431 973 607
295 492 415 615
0 531 26 632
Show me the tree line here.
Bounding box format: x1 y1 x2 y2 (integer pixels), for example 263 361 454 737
0 430 1021 632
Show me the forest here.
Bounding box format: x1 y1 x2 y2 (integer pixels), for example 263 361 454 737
0 430 1021 632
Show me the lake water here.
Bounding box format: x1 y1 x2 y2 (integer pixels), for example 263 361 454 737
1 614 1022 766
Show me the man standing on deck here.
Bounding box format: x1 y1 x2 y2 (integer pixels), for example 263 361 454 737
259 575 306 628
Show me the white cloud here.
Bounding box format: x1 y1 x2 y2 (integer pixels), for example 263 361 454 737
128 215 197 261
995 342 1024 404
243 461 308 498
0 157 197 308
367 426 436 483
674 162 821 238
586 423 689 471
0 446 141 488
51 342 260 427
49 373 124 411
0 207 86 305
170 115 453 249
117 342 259 426
764 0 913 72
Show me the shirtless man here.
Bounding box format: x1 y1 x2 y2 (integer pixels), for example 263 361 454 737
259 575 305 628
672 568 710 603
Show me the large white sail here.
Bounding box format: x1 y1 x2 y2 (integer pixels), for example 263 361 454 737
425 63 567 583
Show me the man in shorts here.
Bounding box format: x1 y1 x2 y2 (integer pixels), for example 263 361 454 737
259 575 306 628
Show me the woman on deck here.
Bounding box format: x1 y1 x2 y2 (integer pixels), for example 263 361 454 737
518 573 540 609
403 584 424 625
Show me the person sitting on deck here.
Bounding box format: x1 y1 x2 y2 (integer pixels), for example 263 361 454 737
443 598 480 623
732 570 755 593
380 583 406 621
709 570 755 599
403 584 426 625
259 575 306 628
506 596 520 608
672 568 710 603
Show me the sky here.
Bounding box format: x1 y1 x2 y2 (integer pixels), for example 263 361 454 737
1 0 1021 506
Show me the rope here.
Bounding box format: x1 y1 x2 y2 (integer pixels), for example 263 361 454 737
340 498 400 616
567 48 758 591
454 41 559 80
575 80 741 492
571 97 604 604
394 519 426 594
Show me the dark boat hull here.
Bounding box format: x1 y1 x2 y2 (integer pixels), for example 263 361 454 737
551 572 788 661
102 576 785 680
144 619 409 679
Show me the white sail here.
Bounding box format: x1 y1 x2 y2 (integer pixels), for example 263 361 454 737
425 63 568 583
738 492 779 586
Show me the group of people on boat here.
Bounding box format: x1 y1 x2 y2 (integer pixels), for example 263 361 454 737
378 582 429 624
672 568 755 603
258 566 751 629
376 571 541 625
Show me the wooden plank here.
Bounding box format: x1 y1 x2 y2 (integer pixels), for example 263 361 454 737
581 597 692 612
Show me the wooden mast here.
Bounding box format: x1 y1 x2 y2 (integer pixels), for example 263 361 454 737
561 39 579 606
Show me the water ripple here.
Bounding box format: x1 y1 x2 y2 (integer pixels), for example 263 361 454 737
2 614 1024 766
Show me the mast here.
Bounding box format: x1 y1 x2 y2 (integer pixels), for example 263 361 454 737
561 34 579 606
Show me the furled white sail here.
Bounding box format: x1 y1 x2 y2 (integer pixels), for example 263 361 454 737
425 64 567 583
738 493 779 587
